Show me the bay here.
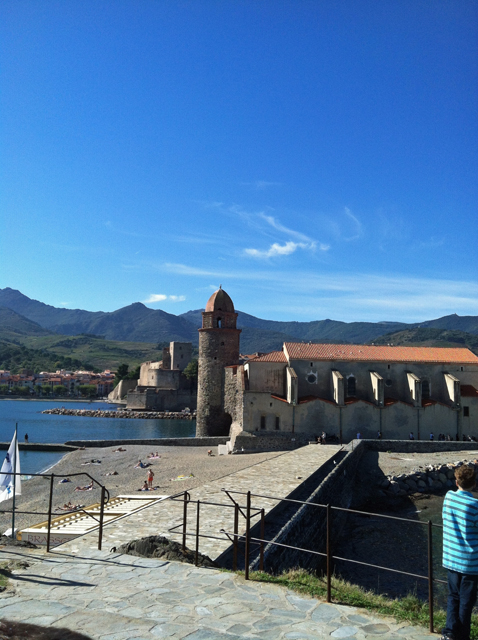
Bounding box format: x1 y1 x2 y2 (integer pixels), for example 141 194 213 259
0 399 196 474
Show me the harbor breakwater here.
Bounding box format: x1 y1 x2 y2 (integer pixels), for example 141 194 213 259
42 408 196 420
379 457 478 496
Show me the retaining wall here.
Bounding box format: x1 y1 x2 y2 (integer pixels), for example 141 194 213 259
65 437 230 448
254 439 366 573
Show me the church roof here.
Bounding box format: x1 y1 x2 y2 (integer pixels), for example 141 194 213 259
247 351 287 363
461 385 478 398
205 287 235 313
283 342 478 364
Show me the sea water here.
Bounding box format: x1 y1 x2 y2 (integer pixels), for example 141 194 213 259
0 399 196 474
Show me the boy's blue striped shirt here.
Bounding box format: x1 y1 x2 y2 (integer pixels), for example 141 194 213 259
443 489 478 574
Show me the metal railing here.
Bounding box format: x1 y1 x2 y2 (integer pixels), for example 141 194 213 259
166 489 445 634
0 471 110 551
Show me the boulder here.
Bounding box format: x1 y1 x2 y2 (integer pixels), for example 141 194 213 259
438 473 448 484
116 535 218 568
417 480 427 488
389 482 400 494
405 478 418 491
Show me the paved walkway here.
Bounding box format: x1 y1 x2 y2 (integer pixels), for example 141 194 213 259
0 445 438 638
0 545 436 639
63 444 344 561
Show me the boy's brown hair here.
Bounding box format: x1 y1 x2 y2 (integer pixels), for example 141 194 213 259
455 465 477 490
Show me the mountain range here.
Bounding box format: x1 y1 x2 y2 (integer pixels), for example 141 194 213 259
1 287 478 355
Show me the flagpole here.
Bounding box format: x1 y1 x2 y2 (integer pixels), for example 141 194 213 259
11 423 17 539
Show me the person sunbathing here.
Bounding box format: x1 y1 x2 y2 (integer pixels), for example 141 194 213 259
75 481 93 491
112 447 126 452
135 460 150 468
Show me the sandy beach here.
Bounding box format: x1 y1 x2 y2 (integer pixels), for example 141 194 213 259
1 445 285 534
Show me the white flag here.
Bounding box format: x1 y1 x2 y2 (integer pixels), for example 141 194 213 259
0 431 21 503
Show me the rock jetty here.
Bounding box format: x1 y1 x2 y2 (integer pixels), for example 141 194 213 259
42 408 196 420
378 458 478 497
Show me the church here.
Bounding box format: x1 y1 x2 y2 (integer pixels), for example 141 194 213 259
196 288 478 443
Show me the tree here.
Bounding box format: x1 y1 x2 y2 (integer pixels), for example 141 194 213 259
41 385 52 396
53 385 67 396
0 385 8 394
78 384 97 398
183 359 198 381
115 364 129 384
126 365 141 381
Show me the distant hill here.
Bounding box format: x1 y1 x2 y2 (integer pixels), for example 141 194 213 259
0 288 197 343
1 287 477 356
0 307 54 340
180 309 411 345
370 328 478 355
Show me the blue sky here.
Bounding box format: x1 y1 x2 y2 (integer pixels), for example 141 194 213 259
1 1 477 323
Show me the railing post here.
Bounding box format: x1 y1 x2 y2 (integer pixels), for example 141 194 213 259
326 504 332 602
46 474 54 552
195 500 200 566
245 491 251 580
182 491 188 551
428 520 434 633
233 502 239 571
259 508 265 571
98 486 105 550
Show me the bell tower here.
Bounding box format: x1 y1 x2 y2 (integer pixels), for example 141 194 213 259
196 287 241 437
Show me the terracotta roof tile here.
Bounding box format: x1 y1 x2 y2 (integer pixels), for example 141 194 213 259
283 342 478 364
248 351 287 363
461 385 478 398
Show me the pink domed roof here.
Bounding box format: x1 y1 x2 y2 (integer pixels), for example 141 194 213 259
205 287 235 313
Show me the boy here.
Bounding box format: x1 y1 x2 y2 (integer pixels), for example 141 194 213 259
442 465 478 640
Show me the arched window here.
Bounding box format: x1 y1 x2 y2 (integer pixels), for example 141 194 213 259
347 376 356 396
217 317 222 328
260 416 266 430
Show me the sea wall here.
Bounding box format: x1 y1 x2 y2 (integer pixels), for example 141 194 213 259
253 439 366 573
0 443 77 452
366 439 478 453
65 436 229 448
234 430 313 451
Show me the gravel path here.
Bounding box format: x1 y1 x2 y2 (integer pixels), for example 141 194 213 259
1 445 286 534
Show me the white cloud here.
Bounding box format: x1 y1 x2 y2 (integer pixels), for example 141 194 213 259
259 214 312 243
343 207 363 241
144 294 168 303
241 180 281 190
159 261 478 322
244 241 308 258
143 294 185 303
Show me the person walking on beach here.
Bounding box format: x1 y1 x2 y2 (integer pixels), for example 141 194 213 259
441 465 478 640
147 469 154 488
24 433 28 443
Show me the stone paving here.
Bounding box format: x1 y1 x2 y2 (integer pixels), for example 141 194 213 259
64 444 344 561
0 444 439 638
0 545 437 639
